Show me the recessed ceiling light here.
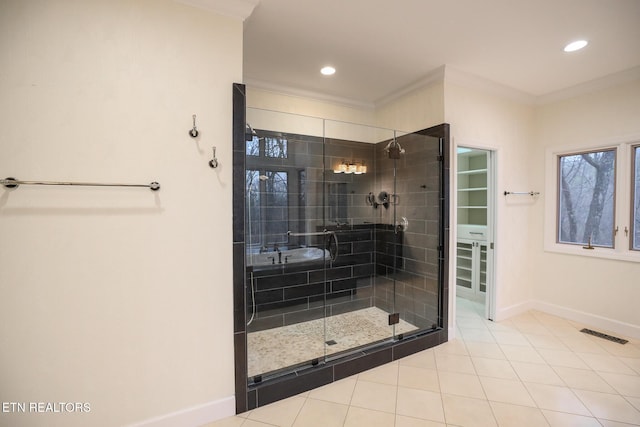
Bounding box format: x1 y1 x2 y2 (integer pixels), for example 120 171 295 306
564 40 588 52
320 66 336 76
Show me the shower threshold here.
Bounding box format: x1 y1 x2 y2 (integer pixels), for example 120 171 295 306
247 306 417 378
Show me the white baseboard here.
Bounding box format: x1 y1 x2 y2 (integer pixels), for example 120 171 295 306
493 300 534 322
128 396 235 427
448 326 456 339
533 300 640 340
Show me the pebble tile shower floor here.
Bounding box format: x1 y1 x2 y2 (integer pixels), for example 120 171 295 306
248 306 418 377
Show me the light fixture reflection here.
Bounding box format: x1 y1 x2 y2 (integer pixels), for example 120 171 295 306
333 160 366 174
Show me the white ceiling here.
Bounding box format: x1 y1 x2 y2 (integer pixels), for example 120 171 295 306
242 0 640 106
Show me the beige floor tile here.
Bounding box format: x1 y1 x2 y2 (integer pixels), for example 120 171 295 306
399 349 437 370
457 316 488 329
434 339 469 356
442 394 497 427
549 324 587 338
509 312 540 325
489 401 550 427
627 396 640 411
541 410 601 427
513 321 553 336
199 415 246 427
358 361 399 385
350 380 397 413
524 333 569 350
460 327 497 343
343 406 395 427
242 420 281 427
435 353 476 374
499 344 546 364
510 361 564 386
537 348 590 369
292 398 348 427
561 336 610 354
472 357 519 380
578 353 638 375
395 415 447 426
398 365 440 392
479 376 536 407
247 396 306 427
553 366 617 393
620 356 640 375
438 371 486 399
598 419 640 427
573 389 640 425
491 331 531 346
484 319 518 333
524 382 591 415
307 377 356 404
531 310 570 324
598 372 640 398
465 341 506 360
597 340 640 358
396 386 445 423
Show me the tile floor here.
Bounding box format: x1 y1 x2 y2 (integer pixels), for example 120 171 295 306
205 298 640 426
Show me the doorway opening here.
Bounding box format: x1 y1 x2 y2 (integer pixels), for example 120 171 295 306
455 146 495 322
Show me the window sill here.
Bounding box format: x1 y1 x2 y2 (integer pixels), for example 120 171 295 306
544 243 640 264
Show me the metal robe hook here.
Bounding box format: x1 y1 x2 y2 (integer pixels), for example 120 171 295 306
189 114 199 138
209 146 219 168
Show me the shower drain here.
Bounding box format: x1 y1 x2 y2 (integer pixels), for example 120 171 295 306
580 328 628 345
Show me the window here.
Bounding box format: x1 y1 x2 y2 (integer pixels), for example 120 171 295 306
246 169 289 247
558 149 616 247
632 145 640 250
265 136 288 158
246 135 288 158
245 131 291 250
547 140 640 261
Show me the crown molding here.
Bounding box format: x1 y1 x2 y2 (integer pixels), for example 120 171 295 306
374 66 446 108
535 66 640 105
174 0 259 20
244 78 376 110
443 66 537 105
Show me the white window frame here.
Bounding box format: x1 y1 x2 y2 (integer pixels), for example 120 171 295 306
544 136 640 263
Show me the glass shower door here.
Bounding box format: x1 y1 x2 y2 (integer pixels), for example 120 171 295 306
245 108 329 380
389 131 443 334
323 120 396 357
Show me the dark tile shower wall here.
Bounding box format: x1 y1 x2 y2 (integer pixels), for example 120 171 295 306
373 133 441 330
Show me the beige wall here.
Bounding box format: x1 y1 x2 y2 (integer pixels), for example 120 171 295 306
247 87 376 126
0 1 241 426
374 81 445 133
444 81 537 321
531 79 640 331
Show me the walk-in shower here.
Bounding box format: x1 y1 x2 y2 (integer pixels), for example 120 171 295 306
232 84 449 411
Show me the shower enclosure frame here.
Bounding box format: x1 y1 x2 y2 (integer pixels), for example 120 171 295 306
232 83 450 412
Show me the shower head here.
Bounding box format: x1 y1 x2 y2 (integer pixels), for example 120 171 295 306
384 139 405 159
246 123 258 141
